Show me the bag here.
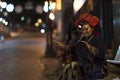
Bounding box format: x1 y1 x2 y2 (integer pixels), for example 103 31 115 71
84 65 107 80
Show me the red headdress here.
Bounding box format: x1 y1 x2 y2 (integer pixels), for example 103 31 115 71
75 13 99 28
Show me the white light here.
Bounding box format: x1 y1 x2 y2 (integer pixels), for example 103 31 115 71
2 19 5 24
0 18 3 22
43 5 48 12
44 1 48 6
78 25 82 28
49 12 55 20
43 1 48 13
49 2 56 10
73 0 86 14
0 2 7 8
6 3 14 12
40 29 45 33
5 21 8 25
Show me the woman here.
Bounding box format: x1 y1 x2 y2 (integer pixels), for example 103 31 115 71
58 13 107 80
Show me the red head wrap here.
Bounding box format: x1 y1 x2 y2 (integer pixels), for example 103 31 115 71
75 13 99 28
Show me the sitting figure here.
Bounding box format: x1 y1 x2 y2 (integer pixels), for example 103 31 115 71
57 13 108 80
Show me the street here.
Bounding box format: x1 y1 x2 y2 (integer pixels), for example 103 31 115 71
0 32 120 80
0 32 58 80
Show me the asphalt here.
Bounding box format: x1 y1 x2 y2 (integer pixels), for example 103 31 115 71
0 32 120 80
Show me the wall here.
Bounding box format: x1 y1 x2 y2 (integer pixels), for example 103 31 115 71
112 0 120 54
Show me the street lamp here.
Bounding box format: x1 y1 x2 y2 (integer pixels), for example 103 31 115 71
44 1 56 57
73 0 86 15
45 12 56 57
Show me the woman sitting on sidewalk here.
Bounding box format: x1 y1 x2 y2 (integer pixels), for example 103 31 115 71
57 13 108 80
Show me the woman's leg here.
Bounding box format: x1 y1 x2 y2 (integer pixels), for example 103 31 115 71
71 61 82 80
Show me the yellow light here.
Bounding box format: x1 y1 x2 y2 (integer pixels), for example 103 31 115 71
35 22 39 27
56 0 61 10
37 19 42 23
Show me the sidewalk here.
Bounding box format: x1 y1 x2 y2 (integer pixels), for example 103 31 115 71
102 63 120 80
39 57 120 80
39 57 59 80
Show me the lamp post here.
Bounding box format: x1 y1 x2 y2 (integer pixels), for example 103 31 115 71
44 1 56 57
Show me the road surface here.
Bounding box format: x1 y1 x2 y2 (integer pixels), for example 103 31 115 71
0 32 58 80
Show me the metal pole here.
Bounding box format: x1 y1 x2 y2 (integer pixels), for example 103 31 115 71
45 11 55 57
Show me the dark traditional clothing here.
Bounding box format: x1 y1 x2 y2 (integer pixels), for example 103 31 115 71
57 13 107 80
70 32 107 80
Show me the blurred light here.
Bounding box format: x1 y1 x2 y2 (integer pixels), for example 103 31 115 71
73 0 86 14
43 1 49 12
0 18 8 25
78 25 82 28
42 24 46 28
35 22 39 27
49 12 55 20
0 1 7 9
10 32 20 37
20 16 25 21
49 2 56 10
6 3 14 12
45 1 48 6
15 5 23 13
3 11 8 16
5 21 8 25
35 5 43 14
0 17 3 22
37 19 42 23
40 29 45 33
2 19 5 24
43 5 48 12
56 0 61 10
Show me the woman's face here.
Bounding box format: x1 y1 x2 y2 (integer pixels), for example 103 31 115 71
81 23 94 37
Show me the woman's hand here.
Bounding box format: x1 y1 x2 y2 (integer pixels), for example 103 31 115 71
81 41 99 55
